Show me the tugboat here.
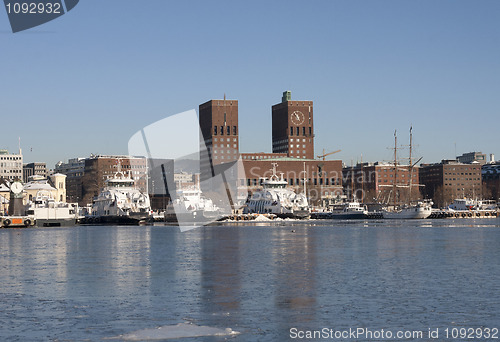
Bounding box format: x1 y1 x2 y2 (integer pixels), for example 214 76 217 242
83 170 151 225
244 163 310 219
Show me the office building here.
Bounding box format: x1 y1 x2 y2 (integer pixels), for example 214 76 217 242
419 160 482 207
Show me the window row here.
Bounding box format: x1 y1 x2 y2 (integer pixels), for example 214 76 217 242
290 126 312 136
214 126 237 136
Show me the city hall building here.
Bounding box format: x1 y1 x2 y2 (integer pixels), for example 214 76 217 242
199 91 343 205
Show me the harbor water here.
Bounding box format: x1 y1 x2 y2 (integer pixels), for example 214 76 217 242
1 219 500 341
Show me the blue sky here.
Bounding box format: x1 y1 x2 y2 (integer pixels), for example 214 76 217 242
1 0 499 168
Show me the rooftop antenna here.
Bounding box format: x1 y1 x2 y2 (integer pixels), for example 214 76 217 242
18 137 22 155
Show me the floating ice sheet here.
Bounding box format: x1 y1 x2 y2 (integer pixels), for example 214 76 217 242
106 323 239 340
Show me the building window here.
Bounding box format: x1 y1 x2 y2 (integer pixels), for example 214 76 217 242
233 126 237 135
214 126 217 135
227 126 230 135
309 127 312 136
220 126 224 135
303 127 306 136
296 127 299 136
290 127 293 136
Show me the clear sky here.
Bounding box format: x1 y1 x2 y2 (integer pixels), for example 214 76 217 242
1 0 499 168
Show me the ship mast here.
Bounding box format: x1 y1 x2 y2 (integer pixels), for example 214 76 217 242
393 130 397 207
408 126 413 203
360 154 364 204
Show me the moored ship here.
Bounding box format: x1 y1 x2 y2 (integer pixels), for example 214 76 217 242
82 171 151 225
244 163 310 219
382 201 433 219
164 186 222 223
25 190 77 227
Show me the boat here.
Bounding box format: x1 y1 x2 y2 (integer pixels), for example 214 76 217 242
440 198 499 218
382 201 433 219
321 200 370 219
25 190 77 227
164 186 222 223
448 198 497 211
83 170 151 225
243 163 310 219
381 127 433 219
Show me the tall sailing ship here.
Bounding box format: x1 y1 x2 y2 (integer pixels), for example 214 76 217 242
381 127 432 219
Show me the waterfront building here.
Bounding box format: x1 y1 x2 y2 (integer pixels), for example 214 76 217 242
342 162 421 205
0 149 23 182
23 174 67 203
23 162 47 183
55 158 86 203
457 151 487 165
482 161 500 200
238 157 343 206
419 160 482 207
272 91 314 159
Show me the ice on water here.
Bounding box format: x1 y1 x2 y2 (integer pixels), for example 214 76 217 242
107 323 239 340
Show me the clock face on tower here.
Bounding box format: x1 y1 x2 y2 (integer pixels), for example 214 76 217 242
10 181 24 195
290 111 305 125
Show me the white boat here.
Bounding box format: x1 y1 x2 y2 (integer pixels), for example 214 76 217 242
442 198 499 218
84 171 151 225
382 201 433 219
244 163 310 219
164 186 222 222
25 190 77 227
448 198 497 211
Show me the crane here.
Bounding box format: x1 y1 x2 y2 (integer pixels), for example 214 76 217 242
317 149 341 161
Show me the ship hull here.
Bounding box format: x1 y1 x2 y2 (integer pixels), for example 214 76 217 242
164 210 221 223
80 213 149 225
36 218 77 227
382 209 432 219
